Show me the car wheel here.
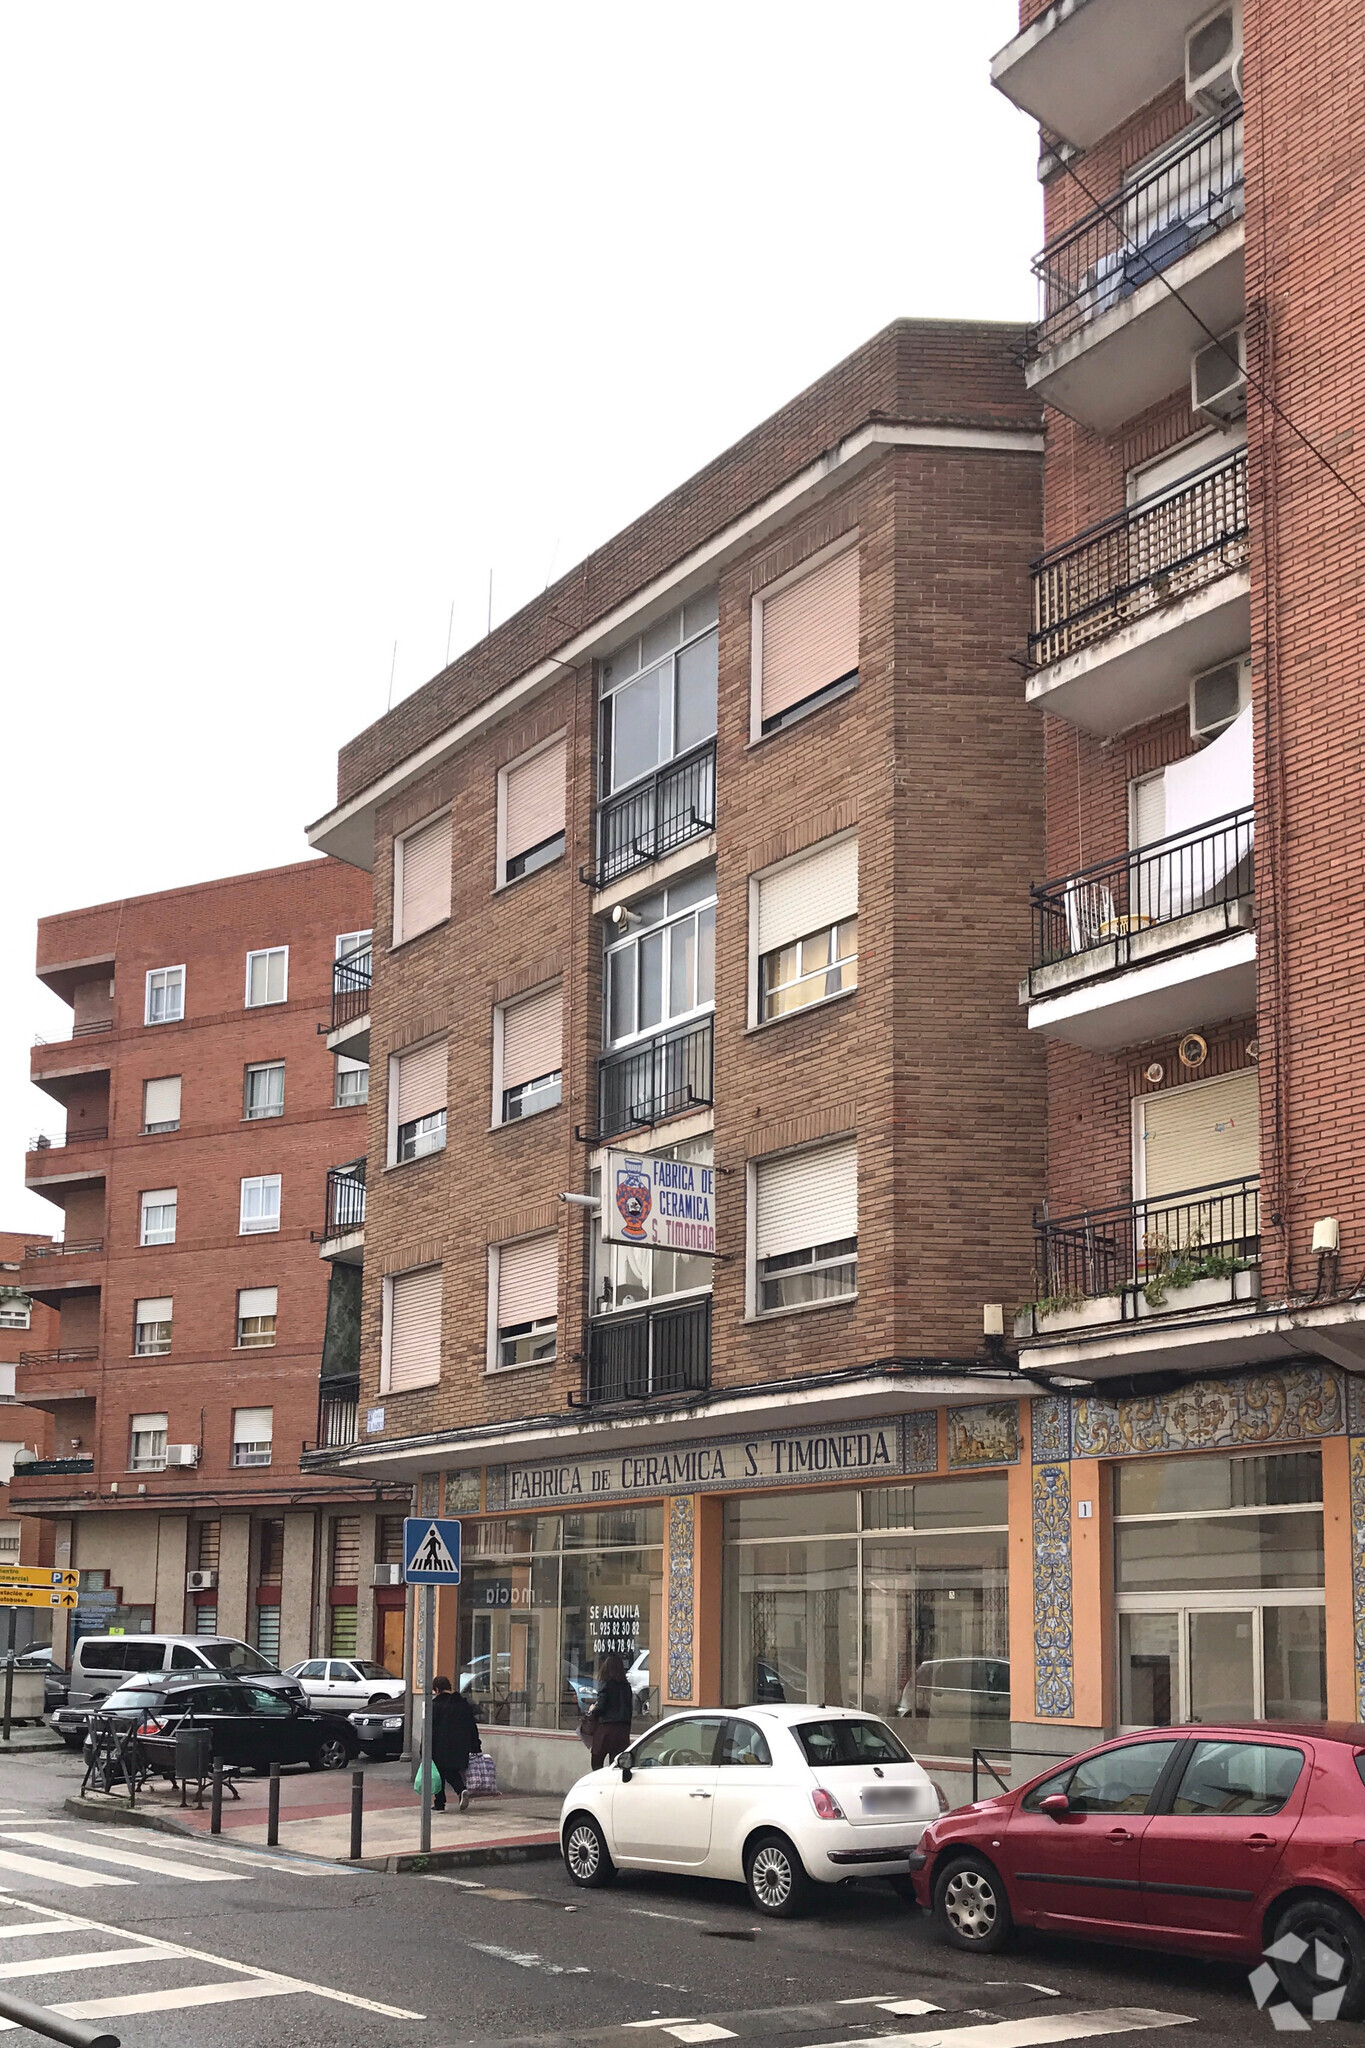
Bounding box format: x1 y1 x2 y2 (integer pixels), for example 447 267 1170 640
744 1832 812 1919
1267 1895 1365 2022
562 1814 615 1888
933 1854 1012 1953
313 1734 351 1771
367 1694 395 1708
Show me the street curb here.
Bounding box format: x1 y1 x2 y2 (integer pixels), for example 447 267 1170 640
65 1795 561 1872
0 1734 68 1755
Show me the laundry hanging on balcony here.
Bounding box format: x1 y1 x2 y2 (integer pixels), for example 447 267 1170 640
1142 706 1253 922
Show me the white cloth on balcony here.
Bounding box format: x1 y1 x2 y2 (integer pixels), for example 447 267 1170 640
1148 708 1254 920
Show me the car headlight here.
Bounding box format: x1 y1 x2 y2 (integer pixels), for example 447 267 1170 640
383 1716 403 1731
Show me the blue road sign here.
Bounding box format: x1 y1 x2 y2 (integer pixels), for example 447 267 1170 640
403 1516 462 1584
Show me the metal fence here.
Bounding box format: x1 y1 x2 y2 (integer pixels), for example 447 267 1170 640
596 739 716 886
1034 1174 1260 1303
330 950 372 1032
315 1381 360 1450
29 1128 109 1151
324 1161 367 1237
23 1240 103 1260
598 1015 714 1138
1031 808 1253 975
586 1297 711 1405
1028 106 1243 358
1030 447 1249 670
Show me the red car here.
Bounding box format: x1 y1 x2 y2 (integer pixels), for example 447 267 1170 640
911 1723 1365 2021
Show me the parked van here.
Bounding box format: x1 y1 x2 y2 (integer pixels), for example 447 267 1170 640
53 1635 303 1744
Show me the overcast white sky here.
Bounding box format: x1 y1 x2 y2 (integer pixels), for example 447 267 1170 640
1 2 1039 1232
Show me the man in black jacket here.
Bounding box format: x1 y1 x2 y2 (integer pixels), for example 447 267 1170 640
430 1674 482 1811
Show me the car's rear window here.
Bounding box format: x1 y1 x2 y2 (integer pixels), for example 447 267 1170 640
101 1685 165 1711
795 1718 911 1767
198 1643 273 1673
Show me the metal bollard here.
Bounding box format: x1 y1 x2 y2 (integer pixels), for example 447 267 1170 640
267 1761 281 1847
349 1768 364 1861
0 1984 119 2047
210 1758 223 1836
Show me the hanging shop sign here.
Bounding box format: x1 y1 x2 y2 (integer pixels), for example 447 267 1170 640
602 1151 715 1256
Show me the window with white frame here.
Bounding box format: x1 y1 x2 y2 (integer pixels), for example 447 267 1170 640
245 947 288 1008
334 1056 369 1108
244 1061 285 1120
394 813 452 944
0 1296 30 1331
604 869 715 1051
129 1412 168 1472
142 1075 181 1134
592 1136 713 1315
133 1296 172 1356
753 1139 858 1314
598 594 718 799
232 1407 273 1468
753 540 859 737
754 835 859 1024
335 930 373 960
497 986 562 1124
236 1286 277 1348
144 966 184 1026
492 1234 558 1371
140 1188 177 1247
500 736 567 884
391 1039 447 1162
383 1265 442 1393
240 1175 281 1234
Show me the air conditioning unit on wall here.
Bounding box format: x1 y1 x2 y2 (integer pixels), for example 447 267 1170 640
164 1444 200 1469
185 1569 217 1592
1186 1 1243 112
1192 325 1247 424
1190 655 1251 741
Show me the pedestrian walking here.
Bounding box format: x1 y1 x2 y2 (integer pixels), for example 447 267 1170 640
586 1651 633 1771
429 1673 481 1812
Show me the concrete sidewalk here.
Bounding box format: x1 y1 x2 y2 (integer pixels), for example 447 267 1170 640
71 1755 563 1871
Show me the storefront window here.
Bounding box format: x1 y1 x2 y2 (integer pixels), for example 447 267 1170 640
721 1479 1009 1754
456 1508 663 1731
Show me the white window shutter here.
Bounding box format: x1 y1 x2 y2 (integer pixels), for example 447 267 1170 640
388 1267 442 1391
505 740 567 862
756 836 858 955
755 1140 858 1260
238 1287 277 1319
397 816 452 941
395 1040 448 1123
497 1236 558 1329
760 546 859 723
502 987 562 1090
131 1412 167 1434
143 1077 181 1125
1130 773 1167 850
135 1297 172 1322
233 1408 273 1443
1140 1072 1259 1201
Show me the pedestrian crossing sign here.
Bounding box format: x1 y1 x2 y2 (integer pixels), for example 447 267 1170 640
403 1516 462 1584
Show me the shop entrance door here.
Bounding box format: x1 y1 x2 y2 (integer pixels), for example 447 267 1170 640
377 1606 405 1678
1118 1600 1322 1728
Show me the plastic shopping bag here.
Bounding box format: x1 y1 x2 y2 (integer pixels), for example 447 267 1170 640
413 1758 441 1797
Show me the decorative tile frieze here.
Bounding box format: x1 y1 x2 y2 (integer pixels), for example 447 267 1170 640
666 1495 695 1704
1033 1462 1074 1719
903 1411 939 1474
483 1465 507 1513
1071 1365 1343 1460
1030 1395 1070 1465
947 1402 1019 1468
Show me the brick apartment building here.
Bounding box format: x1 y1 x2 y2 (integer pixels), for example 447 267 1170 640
0 1232 58 1636
991 0 1365 1743
305 318 1050 1789
11 861 412 1669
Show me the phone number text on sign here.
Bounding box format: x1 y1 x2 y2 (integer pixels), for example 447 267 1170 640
589 1602 640 1656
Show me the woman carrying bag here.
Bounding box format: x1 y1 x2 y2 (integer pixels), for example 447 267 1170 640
586 1651 633 1771
419 1673 482 1812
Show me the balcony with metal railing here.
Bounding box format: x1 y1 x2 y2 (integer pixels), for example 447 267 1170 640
1017 1175 1261 1358
1027 449 1250 734
1025 108 1244 432
1024 808 1255 1050
324 950 371 1062
585 1297 711 1406
308 1379 360 1454
598 1015 713 1140
594 740 716 890
318 1161 365 1263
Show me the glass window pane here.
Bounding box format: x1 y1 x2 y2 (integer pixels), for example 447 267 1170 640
1065 1740 1177 1813
638 929 664 1031
560 1545 663 1727
673 1248 712 1296
668 917 696 1018
1119 1611 1179 1725
1262 1604 1326 1722
696 905 715 1008
725 1491 857 1542
722 1537 857 1709
1172 1739 1304 1816
666 869 716 915
641 612 682 667
1114 1450 1322 1517
861 1536 1009 1749
1188 1609 1257 1723
683 590 719 638
612 668 666 788
561 1507 662 1549
1115 1512 1324 1593
607 947 636 1044
675 629 718 752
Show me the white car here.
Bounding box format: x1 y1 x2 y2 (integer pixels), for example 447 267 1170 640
558 1703 941 1917
283 1659 405 1714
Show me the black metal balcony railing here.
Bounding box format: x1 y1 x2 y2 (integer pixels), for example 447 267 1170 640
314 1380 360 1450
17 1348 99 1366
1030 448 1250 670
1028 107 1243 360
330 950 372 1033
1034 1175 1260 1305
23 1240 103 1261
28 1128 109 1152
33 1021 112 1047
598 1015 714 1139
586 1297 711 1405
13 1457 95 1479
324 1161 366 1238
596 739 716 887
1031 808 1254 977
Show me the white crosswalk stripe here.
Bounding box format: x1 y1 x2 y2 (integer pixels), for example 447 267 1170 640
803 2011 1195 2048
0 1830 249 1882
0 1851 132 1890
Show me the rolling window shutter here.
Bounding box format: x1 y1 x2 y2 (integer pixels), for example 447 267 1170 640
388 1267 442 1391
1140 1071 1259 1200
233 1408 273 1443
131 1413 166 1435
397 815 452 941
756 836 858 955
1130 774 1167 850
502 987 562 1090
755 1140 858 1260
135 1297 172 1323
395 1040 448 1123
497 1235 558 1329
505 740 567 861
143 1077 180 1125
760 546 859 723
238 1287 277 1319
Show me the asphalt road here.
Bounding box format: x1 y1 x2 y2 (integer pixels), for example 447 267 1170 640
0 1751 1296 2048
